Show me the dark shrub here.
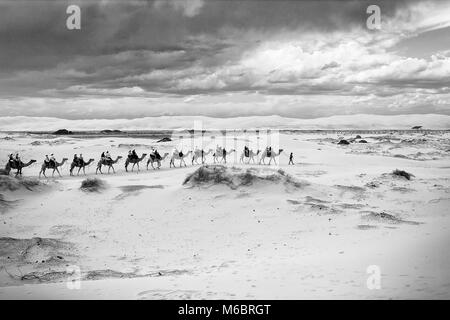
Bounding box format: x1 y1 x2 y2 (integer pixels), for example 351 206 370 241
392 169 414 180
80 178 107 192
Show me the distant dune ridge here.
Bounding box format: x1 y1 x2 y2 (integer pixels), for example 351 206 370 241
0 114 449 131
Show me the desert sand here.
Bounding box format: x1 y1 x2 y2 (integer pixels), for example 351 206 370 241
0 129 449 299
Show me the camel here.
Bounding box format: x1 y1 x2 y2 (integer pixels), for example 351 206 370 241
213 148 236 164
259 148 283 165
192 148 213 165
125 153 147 172
96 156 122 174
239 149 260 164
147 152 169 170
2 159 37 176
70 158 95 176
169 150 192 168
39 158 68 178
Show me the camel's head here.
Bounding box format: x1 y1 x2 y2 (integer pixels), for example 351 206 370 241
279 149 283 154
62 158 69 161
30 159 37 164
117 156 123 159
257 150 261 154
163 152 169 156
89 158 95 162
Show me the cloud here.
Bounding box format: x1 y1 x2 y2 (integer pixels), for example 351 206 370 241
154 0 205 17
0 0 448 119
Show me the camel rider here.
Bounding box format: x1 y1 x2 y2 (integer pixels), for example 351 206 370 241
101 152 105 160
15 153 21 164
8 154 14 165
49 154 56 167
79 154 84 165
154 149 161 160
267 146 272 157
44 155 50 165
244 146 249 157
128 150 132 159
132 149 138 160
105 151 111 161
73 154 78 165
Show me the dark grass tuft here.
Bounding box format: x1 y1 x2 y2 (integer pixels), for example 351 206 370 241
0 176 43 192
80 178 107 192
392 169 414 180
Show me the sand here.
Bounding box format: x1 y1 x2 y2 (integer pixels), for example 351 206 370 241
0 130 449 299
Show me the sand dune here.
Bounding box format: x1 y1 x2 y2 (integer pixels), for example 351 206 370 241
0 130 449 299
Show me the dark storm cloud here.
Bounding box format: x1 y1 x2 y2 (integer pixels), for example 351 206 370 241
0 0 416 73
0 0 448 119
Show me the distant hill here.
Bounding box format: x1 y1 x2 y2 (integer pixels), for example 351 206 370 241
53 129 73 135
1 114 449 131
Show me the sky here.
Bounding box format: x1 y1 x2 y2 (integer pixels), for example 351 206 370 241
0 0 449 120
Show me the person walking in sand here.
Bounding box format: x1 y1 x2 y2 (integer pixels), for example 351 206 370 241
288 152 294 165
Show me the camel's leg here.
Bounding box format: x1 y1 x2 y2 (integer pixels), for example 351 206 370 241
137 163 140 172
111 165 115 174
77 167 81 175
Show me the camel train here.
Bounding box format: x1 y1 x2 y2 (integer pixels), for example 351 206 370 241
1 146 287 177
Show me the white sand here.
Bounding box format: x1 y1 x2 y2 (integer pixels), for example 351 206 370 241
0 130 449 299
